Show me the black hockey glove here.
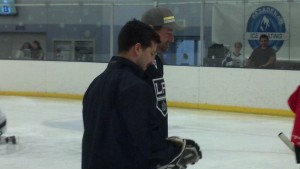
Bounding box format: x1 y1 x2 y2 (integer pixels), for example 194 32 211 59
181 139 202 165
157 137 202 169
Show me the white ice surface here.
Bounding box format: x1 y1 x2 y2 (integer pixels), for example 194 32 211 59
0 96 297 169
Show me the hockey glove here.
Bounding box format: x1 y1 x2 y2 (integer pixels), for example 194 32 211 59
182 139 202 165
292 134 300 147
157 137 202 169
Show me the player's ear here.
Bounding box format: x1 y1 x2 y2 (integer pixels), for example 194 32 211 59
148 24 154 29
134 43 143 56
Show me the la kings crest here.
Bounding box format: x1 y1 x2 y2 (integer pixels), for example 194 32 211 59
152 78 167 117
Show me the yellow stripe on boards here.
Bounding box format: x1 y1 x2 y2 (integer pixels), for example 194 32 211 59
0 91 292 117
0 91 82 100
168 101 293 117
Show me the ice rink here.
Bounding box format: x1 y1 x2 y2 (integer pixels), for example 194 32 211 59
0 95 298 169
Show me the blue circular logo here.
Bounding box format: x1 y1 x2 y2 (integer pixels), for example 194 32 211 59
246 6 286 52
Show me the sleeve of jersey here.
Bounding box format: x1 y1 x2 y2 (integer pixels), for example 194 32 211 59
288 85 300 113
144 56 164 79
118 82 179 165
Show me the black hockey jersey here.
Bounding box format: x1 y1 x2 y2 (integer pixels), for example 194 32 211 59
82 56 179 169
144 54 168 138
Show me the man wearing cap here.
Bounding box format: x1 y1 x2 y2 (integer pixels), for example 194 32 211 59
141 6 181 139
141 7 202 169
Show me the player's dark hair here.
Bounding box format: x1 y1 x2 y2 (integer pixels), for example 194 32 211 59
118 19 161 53
259 34 269 41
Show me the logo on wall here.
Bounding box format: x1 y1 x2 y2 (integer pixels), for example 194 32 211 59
246 6 286 52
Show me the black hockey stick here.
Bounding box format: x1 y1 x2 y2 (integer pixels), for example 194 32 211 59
278 132 295 152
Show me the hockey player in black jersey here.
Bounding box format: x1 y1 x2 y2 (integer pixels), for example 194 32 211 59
81 20 201 169
142 7 182 138
141 7 202 168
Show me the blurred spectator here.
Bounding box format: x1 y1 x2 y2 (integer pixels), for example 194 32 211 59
222 41 244 67
231 41 244 67
246 34 276 69
31 40 44 60
15 42 32 59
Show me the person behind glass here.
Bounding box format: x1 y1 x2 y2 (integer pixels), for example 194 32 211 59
31 40 44 60
288 85 300 164
231 41 244 67
15 42 32 59
222 41 244 67
81 19 201 169
246 34 276 69
141 7 182 139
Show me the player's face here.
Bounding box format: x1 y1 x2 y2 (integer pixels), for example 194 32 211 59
234 44 242 53
156 27 174 52
259 37 269 48
137 42 157 70
32 42 39 50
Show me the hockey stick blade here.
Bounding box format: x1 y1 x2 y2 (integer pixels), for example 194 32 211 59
278 132 295 152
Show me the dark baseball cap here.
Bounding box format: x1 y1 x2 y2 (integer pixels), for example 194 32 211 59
141 7 183 30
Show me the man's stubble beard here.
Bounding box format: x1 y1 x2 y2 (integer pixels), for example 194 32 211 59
157 42 169 53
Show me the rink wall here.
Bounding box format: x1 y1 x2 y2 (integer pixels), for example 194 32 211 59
0 60 299 116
